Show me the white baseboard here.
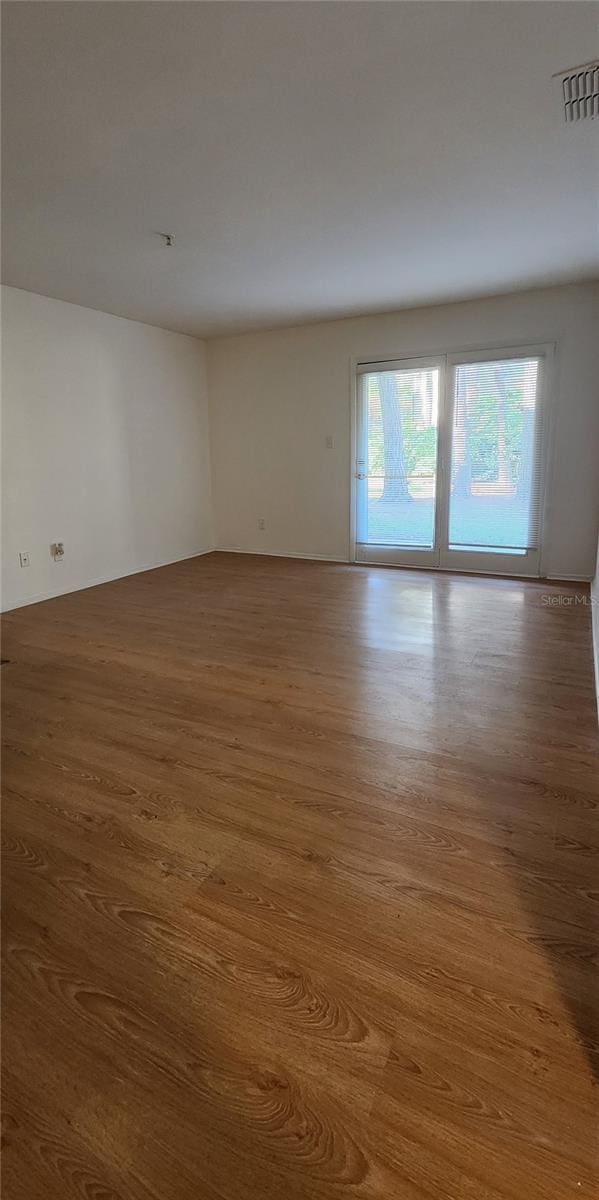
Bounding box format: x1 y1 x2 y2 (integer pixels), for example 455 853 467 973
1 546 216 613
216 547 593 583
4 543 594 613
541 572 594 583
215 545 350 564
214 547 595 583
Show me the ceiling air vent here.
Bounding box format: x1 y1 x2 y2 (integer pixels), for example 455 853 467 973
555 61 599 122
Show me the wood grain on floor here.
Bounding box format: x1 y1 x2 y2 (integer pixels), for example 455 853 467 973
2 552 598 1200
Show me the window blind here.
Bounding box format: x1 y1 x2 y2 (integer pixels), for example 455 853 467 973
448 357 543 553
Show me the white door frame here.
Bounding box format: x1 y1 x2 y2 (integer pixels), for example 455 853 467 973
349 341 556 578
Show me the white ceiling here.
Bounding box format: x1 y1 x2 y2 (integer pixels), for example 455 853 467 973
2 1 598 338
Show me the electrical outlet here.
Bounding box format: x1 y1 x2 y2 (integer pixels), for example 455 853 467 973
50 542 64 562
258 518 266 531
19 551 30 568
325 435 334 450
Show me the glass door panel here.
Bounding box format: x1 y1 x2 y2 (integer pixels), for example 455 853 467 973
440 354 544 576
355 359 442 566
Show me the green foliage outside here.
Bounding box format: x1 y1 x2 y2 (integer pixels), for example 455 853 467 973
368 383 526 485
467 389 525 483
368 412 436 477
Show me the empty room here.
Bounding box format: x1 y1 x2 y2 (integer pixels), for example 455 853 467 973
1 2 598 1198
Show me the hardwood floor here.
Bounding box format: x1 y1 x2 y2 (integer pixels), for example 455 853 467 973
2 552 598 1200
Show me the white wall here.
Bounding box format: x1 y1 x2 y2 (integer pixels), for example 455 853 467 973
207 282 599 579
592 538 599 717
1 287 213 611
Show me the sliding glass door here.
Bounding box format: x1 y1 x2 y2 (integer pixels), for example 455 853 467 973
354 346 550 576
